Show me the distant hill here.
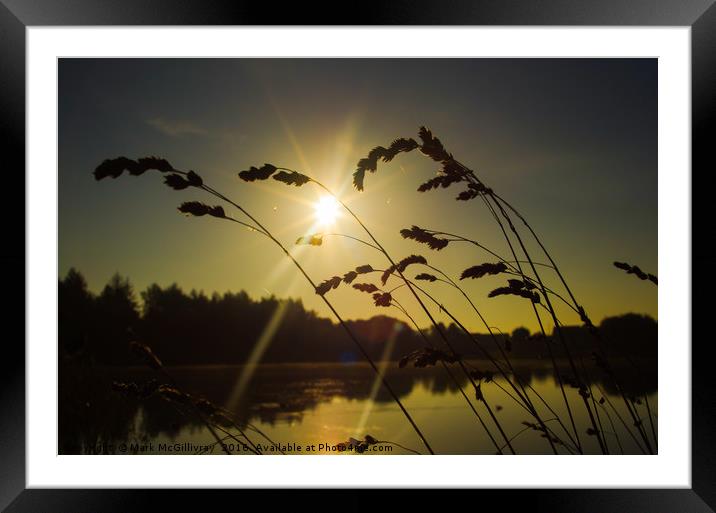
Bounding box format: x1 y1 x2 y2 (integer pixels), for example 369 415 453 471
59 268 657 366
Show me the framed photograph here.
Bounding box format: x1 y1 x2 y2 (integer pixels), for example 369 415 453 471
3 0 714 510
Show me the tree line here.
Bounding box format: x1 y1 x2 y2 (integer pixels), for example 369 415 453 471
59 268 657 366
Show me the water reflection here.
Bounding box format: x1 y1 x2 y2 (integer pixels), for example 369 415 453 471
59 357 656 455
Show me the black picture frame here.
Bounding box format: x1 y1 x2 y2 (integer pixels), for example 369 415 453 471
2 1 713 511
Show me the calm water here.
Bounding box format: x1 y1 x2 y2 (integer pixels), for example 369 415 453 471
60 360 657 455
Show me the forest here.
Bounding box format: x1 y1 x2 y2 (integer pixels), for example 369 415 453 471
59 268 658 367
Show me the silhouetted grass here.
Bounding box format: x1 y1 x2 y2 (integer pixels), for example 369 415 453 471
346 126 657 454
90 123 657 455
614 261 658 285
94 157 435 455
237 163 518 453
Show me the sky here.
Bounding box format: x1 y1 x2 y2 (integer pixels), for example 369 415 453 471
58 58 657 333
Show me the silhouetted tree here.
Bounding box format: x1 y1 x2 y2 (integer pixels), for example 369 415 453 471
58 267 94 356
600 313 658 360
92 273 139 364
510 327 531 358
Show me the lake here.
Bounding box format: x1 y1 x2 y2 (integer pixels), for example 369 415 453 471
59 359 657 455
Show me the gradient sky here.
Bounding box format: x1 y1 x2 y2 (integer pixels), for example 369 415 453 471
58 58 657 333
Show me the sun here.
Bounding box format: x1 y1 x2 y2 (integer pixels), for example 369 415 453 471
314 195 340 226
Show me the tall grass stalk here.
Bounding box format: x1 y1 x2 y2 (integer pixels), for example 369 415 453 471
441 184 585 451
347 127 646 453
192 184 435 454
417 225 646 452
593 383 647 454
390 297 504 453
487 191 652 453
398 274 568 453
344 261 561 426
235 166 518 453
422 263 580 451
480 195 593 452
126 341 237 455
94 158 435 455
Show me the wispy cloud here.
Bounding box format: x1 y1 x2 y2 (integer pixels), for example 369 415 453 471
146 117 208 137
